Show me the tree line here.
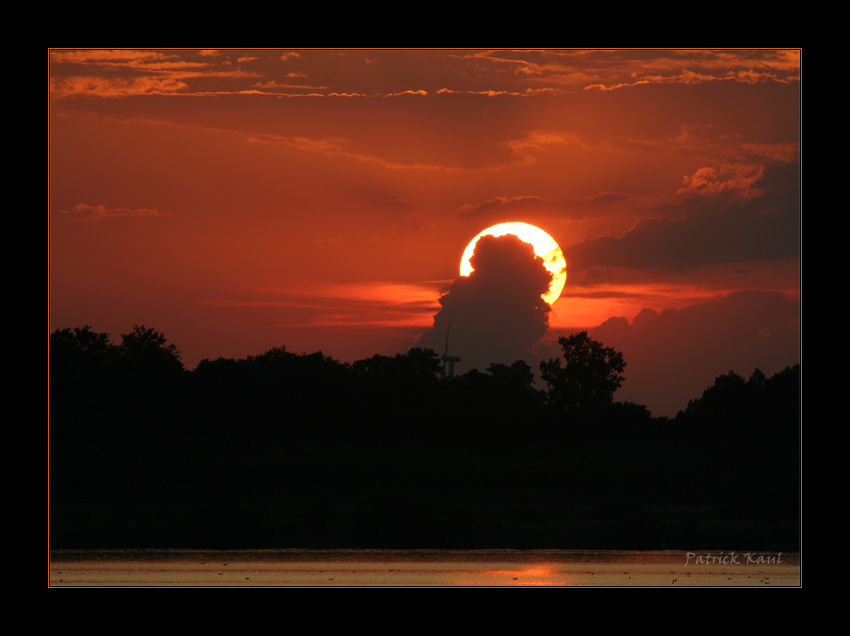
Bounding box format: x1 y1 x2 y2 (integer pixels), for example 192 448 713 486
50 324 799 449
50 324 800 549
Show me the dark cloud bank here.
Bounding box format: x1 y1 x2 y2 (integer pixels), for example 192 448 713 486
566 161 799 273
541 290 800 417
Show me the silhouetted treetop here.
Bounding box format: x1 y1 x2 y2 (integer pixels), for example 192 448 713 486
50 325 115 382
540 331 626 412
118 325 184 374
680 365 800 429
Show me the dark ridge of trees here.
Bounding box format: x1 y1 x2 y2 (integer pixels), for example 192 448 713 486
49 326 800 550
678 365 801 434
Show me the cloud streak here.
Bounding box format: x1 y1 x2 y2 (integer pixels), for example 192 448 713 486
203 282 443 329
247 133 520 173
54 203 164 221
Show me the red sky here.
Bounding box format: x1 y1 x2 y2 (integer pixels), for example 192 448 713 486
49 49 801 416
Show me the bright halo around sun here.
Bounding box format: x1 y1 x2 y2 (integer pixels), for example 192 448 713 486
460 222 567 305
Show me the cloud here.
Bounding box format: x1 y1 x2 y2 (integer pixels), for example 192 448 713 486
53 203 164 221
436 88 529 97
566 161 799 271
456 191 640 223
253 80 330 91
457 195 546 217
280 52 301 61
385 90 428 97
199 50 221 57
50 49 207 72
740 143 800 163
50 50 175 64
414 234 552 373
448 50 800 92
502 130 576 164
610 123 781 163
51 68 262 99
49 50 264 99
677 164 765 199
50 76 189 98
246 133 509 173
208 282 443 329
585 68 799 91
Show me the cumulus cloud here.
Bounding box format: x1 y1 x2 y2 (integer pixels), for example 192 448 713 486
414 234 552 373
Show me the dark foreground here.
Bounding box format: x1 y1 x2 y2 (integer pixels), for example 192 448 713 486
50 328 799 551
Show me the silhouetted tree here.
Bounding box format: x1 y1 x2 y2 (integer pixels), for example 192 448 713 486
748 368 766 387
540 331 626 413
50 325 116 383
683 370 746 419
117 325 184 375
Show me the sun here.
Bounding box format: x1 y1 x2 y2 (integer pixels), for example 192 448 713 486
460 222 566 305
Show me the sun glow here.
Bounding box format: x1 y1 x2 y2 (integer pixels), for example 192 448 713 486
460 222 567 305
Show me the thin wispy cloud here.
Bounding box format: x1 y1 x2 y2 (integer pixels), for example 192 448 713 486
385 89 428 97
247 134 519 173
450 49 800 92
53 203 165 221
50 50 175 64
204 281 442 329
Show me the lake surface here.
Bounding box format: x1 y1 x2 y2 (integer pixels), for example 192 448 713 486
49 549 800 587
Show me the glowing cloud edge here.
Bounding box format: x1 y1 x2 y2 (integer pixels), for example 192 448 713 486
459 222 567 305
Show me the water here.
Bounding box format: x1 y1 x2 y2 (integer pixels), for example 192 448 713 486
49 549 799 586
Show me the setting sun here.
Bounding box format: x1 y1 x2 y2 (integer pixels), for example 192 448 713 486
460 222 567 305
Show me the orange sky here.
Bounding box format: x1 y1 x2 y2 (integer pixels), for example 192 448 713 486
49 49 801 415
